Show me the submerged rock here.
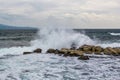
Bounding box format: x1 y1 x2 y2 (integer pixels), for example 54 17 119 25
78 55 89 60
33 48 42 53
23 52 33 55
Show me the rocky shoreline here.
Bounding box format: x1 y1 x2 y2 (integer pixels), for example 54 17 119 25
23 44 120 60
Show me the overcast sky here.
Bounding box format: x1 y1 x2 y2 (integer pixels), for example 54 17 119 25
0 0 120 28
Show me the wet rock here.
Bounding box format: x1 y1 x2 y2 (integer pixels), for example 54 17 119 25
46 49 56 53
78 55 89 60
85 51 93 54
23 52 32 55
60 48 69 54
113 47 120 55
93 46 103 55
79 45 93 53
103 47 118 55
33 48 42 53
103 48 111 55
70 47 76 50
71 50 84 56
61 48 69 51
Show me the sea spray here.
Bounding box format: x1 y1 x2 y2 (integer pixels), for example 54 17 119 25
30 28 96 51
1 28 120 57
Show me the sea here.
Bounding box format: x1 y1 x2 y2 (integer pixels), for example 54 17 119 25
0 28 120 80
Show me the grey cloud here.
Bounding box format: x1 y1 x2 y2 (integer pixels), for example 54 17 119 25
0 0 119 28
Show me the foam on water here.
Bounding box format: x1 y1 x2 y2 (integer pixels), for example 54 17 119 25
0 54 120 80
110 33 120 36
0 28 120 57
0 28 120 79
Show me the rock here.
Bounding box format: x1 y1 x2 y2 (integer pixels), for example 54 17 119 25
85 51 93 54
60 48 69 54
103 47 118 55
46 49 56 53
23 52 32 55
93 46 103 55
61 48 69 51
33 48 42 53
54 49 60 54
78 55 89 60
79 45 93 54
72 50 84 56
113 47 120 54
70 47 76 50
103 48 112 55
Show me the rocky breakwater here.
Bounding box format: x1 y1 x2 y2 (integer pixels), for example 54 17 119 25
23 44 120 60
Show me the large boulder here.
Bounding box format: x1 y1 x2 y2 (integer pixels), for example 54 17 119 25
23 52 32 55
113 47 120 55
33 48 42 53
78 55 89 60
103 47 118 55
46 48 56 53
79 45 93 54
72 50 84 56
63 50 84 57
93 46 103 55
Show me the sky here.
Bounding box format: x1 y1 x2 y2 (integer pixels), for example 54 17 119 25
0 0 120 28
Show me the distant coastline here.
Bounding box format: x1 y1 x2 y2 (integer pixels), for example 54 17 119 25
0 24 38 30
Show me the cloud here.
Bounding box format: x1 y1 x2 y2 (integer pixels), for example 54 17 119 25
0 0 119 28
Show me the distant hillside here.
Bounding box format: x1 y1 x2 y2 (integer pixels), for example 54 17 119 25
0 24 37 30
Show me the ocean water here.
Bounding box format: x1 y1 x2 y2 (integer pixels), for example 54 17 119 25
0 29 120 80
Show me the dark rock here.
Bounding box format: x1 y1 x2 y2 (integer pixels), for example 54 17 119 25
33 48 42 53
46 49 56 53
23 52 32 55
78 55 89 60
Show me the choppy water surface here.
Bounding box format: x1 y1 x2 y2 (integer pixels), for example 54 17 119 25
0 54 120 80
0 29 120 80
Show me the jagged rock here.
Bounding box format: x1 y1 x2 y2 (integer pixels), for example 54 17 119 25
23 52 32 55
78 55 89 60
47 49 56 53
33 48 42 53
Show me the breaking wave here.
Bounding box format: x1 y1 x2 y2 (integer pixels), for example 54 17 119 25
0 28 120 80
31 28 96 51
0 28 120 57
110 33 120 36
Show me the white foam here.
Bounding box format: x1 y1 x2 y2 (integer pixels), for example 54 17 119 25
110 33 120 36
0 46 35 57
0 54 120 80
0 28 120 57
